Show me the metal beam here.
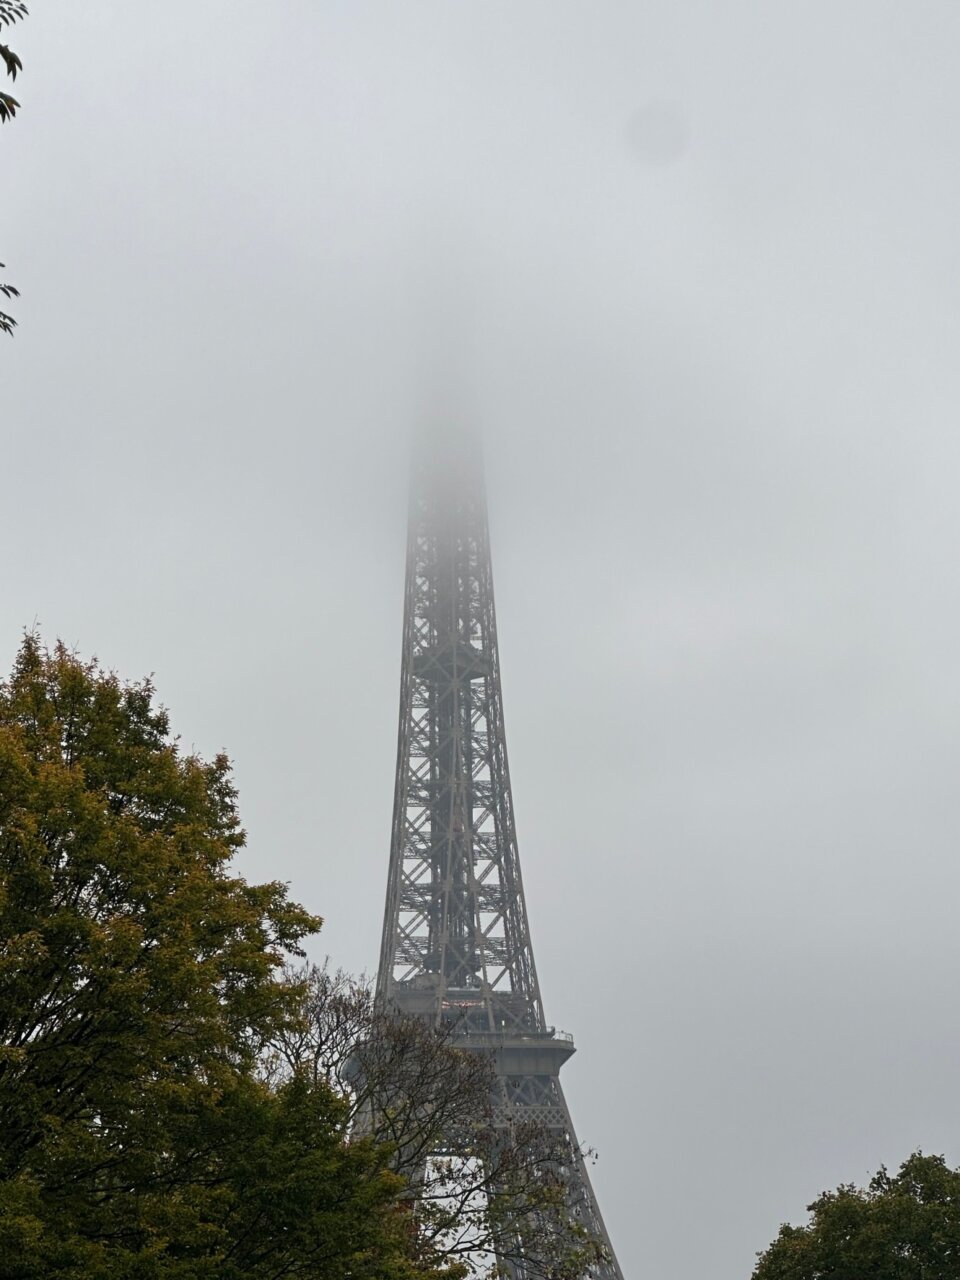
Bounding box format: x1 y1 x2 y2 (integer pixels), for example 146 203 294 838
376 431 624 1280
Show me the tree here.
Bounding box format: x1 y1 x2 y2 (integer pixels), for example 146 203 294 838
0 636 451 1278
0 637 607 1277
0 0 25 334
266 965 611 1280
753 1152 960 1280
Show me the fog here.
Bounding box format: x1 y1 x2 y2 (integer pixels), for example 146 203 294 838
5 4 960 1277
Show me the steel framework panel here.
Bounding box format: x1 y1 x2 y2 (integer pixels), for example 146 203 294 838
376 433 624 1280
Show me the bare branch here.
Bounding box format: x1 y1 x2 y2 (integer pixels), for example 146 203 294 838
265 964 611 1279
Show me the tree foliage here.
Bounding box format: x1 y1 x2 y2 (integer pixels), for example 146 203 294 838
267 966 611 1279
0 636 449 1278
0 0 23 122
753 1152 960 1280
0 637 606 1277
0 0 25 334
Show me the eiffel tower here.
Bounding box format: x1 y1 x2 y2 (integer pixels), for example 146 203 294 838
375 431 624 1279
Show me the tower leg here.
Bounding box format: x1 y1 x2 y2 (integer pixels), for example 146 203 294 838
491 1071 624 1280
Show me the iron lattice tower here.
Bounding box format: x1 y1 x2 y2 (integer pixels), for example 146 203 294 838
376 434 624 1280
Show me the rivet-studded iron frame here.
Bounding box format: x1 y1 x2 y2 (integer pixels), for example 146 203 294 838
375 433 624 1280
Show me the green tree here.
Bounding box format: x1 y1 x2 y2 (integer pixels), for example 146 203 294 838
0 636 451 1278
753 1152 960 1280
0 0 25 334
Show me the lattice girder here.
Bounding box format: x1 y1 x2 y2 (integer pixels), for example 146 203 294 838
376 436 624 1280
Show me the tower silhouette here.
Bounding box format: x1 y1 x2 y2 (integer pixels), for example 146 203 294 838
376 432 624 1279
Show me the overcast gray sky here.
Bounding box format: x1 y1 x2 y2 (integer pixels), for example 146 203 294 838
6 3 960 1276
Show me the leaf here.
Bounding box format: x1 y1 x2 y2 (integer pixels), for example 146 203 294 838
0 43 21 79
0 3 28 29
